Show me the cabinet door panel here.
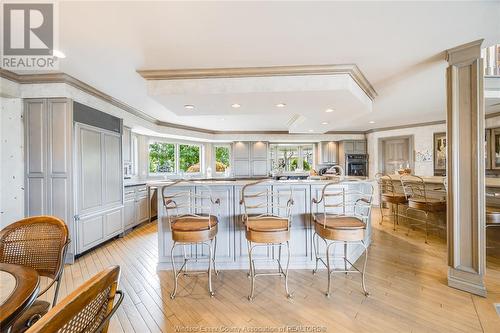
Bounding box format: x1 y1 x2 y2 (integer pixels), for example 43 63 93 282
355 141 366 154
196 186 233 261
104 133 122 205
25 100 46 175
123 126 132 164
233 160 250 177
78 215 104 252
251 160 268 176
251 142 268 159
344 141 354 154
137 196 149 223
124 198 135 229
27 178 45 216
50 178 69 221
233 142 250 159
48 100 71 174
105 208 123 237
79 128 103 211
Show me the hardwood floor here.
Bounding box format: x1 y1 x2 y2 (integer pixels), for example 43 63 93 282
39 209 500 333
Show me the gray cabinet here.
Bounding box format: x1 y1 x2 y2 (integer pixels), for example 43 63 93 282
341 140 367 154
74 122 123 254
319 141 338 164
122 126 132 164
123 185 149 231
232 141 269 177
25 98 74 257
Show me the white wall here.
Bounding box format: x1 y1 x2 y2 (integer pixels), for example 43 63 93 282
366 123 446 178
367 115 500 178
0 97 25 228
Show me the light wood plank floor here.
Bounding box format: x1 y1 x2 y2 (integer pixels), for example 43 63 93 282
40 209 500 333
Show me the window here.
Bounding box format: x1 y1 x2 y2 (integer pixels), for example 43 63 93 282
149 142 203 175
179 144 200 173
269 144 314 172
149 142 175 173
214 145 231 173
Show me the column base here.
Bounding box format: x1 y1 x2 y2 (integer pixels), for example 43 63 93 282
448 267 487 297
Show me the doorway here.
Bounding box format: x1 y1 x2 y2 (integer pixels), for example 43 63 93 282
378 135 414 175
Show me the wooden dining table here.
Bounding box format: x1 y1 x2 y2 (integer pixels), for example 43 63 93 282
0 263 40 332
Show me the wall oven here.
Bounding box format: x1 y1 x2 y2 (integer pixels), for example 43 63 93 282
346 154 368 177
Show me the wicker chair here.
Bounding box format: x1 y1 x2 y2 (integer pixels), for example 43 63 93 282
25 266 124 333
0 216 70 332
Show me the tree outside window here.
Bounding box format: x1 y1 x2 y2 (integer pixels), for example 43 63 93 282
215 146 230 172
149 143 175 173
180 144 200 173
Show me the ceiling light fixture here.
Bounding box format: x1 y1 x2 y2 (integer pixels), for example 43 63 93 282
52 50 66 58
308 129 314 132
221 118 225 121
325 108 334 113
231 103 241 108
184 105 195 110
321 122 329 125
276 103 286 108
369 120 375 124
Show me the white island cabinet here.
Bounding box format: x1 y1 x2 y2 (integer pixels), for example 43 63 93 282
152 179 373 271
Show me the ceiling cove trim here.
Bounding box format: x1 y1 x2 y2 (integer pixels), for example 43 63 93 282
3 69 497 137
137 64 378 101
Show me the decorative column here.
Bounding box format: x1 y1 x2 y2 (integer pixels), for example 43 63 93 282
446 39 486 297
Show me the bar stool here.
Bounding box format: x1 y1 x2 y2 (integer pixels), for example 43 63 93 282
162 180 220 299
486 206 500 249
375 174 407 230
400 175 446 243
311 181 373 297
240 180 294 301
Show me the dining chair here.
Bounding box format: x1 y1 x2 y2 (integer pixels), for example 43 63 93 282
240 180 294 301
25 265 124 333
0 216 70 332
311 181 373 297
162 180 221 299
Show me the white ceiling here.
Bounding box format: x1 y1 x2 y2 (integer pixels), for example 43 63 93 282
54 1 500 132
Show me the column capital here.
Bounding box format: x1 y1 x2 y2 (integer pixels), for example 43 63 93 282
446 39 484 65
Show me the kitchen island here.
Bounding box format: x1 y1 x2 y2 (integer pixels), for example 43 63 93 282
148 178 374 271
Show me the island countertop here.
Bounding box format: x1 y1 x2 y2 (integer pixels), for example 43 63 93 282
153 178 374 271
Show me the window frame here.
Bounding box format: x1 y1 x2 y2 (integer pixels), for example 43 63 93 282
147 138 203 177
213 144 232 176
269 143 315 173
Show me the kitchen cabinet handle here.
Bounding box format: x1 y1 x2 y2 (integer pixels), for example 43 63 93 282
486 192 500 197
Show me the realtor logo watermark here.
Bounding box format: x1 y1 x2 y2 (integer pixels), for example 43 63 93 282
1 1 60 70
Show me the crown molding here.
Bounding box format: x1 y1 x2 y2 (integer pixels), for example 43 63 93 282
365 120 446 134
137 64 378 101
446 39 484 65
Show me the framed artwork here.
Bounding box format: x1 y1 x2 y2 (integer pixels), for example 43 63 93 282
434 132 446 172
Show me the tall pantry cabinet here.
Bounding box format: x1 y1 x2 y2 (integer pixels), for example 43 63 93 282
24 99 124 261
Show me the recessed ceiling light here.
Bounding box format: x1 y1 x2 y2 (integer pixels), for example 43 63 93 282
184 105 195 110
369 120 375 124
276 103 286 108
321 122 329 125
221 118 225 121
231 103 241 108
308 129 314 132
52 50 66 58
325 108 334 113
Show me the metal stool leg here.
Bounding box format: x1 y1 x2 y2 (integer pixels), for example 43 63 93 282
284 241 292 299
170 241 179 299
248 242 256 301
312 232 319 275
325 242 335 297
208 239 215 297
344 242 348 274
212 236 219 276
361 241 369 296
